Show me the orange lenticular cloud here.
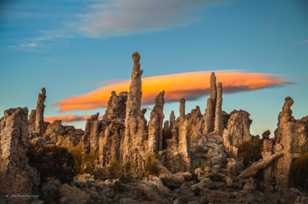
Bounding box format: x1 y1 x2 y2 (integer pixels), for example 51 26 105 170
57 71 288 112
45 114 92 123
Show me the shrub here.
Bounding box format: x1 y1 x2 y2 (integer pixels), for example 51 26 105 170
144 153 160 177
28 145 76 183
238 139 262 167
290 152 308 191
69 145 98 175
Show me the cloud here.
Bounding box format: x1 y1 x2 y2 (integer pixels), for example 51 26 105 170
10 0 223 49
57 71 289 112
45 114 94 123
79 0 220 37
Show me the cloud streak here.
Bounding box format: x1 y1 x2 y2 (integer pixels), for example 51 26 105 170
45 114 94 123
79 0 219 37
57 71 289 112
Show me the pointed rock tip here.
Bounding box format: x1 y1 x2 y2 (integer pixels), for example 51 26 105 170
132 52 141 63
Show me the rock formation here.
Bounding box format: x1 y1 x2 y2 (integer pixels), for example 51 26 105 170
214 82 223 135
31 88 47 134
0 108 39 203
1 52 308 203
121 52 147 176
148 91 165 153
203 73 224 136
103 91 127 121
82 113 100 155
273 97 299 190
203 73 217 134
223 110 252 156
98 121 124 167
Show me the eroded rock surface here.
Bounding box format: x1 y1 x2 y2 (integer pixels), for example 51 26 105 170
0 108 39 203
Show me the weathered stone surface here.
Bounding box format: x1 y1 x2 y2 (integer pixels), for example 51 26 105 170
35 88 46 134
0 108 39 203
203 72 224 136
121 52 147 177
98 121 124 167
82 113 100 154
273 97 301 190
223 110 252 156
190 134 227 173
43 120 84 150
148 91 165 153
214 82 223 135
238 152 283 179
177 117 190 171
203 97 215 134
187 106 203 148
179 98 186 118
103 91 127 121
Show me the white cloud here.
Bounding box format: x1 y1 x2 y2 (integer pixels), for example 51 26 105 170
13 0 223 50
79 0 221 37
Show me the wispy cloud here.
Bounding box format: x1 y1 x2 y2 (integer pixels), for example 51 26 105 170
7 0 223 49
78 0 221 37
57 71 289 112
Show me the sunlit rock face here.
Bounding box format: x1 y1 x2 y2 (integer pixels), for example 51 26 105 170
272 97 308 190
0 108 39 203
223 110 252 157
120 52 148 177
148 91 165 153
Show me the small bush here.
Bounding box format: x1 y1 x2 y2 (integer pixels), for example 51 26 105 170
69 145 98 175
28 145 76 183
144 153 160 177
238 139 262 167
290 152 308 191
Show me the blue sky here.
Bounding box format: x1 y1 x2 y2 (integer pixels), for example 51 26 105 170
0 0 308 135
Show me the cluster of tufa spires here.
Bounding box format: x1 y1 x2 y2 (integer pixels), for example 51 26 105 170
1 52 308 203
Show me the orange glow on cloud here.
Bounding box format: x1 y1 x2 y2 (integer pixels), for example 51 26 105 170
45 114 92 123
57 71 288 112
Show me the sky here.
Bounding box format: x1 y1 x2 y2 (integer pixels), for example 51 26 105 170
0 0 308 135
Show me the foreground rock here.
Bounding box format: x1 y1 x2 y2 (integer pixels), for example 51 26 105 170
0 108 39 203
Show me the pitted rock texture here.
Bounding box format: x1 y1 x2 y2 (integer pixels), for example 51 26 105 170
0 108 39 204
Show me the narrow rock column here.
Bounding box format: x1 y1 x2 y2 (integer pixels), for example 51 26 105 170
203 72 217 134
148 91 165 153
83 113 99 154
178 118 190 171
169 111 176 129
177 98 190 170
121 52 146 176
35 88 46 134
179 98 186 118
210 72 217 104
274 97 295 190
203 98 215 134
214 82 223 135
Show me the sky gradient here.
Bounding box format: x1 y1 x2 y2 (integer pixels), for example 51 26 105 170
0 0 308 135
